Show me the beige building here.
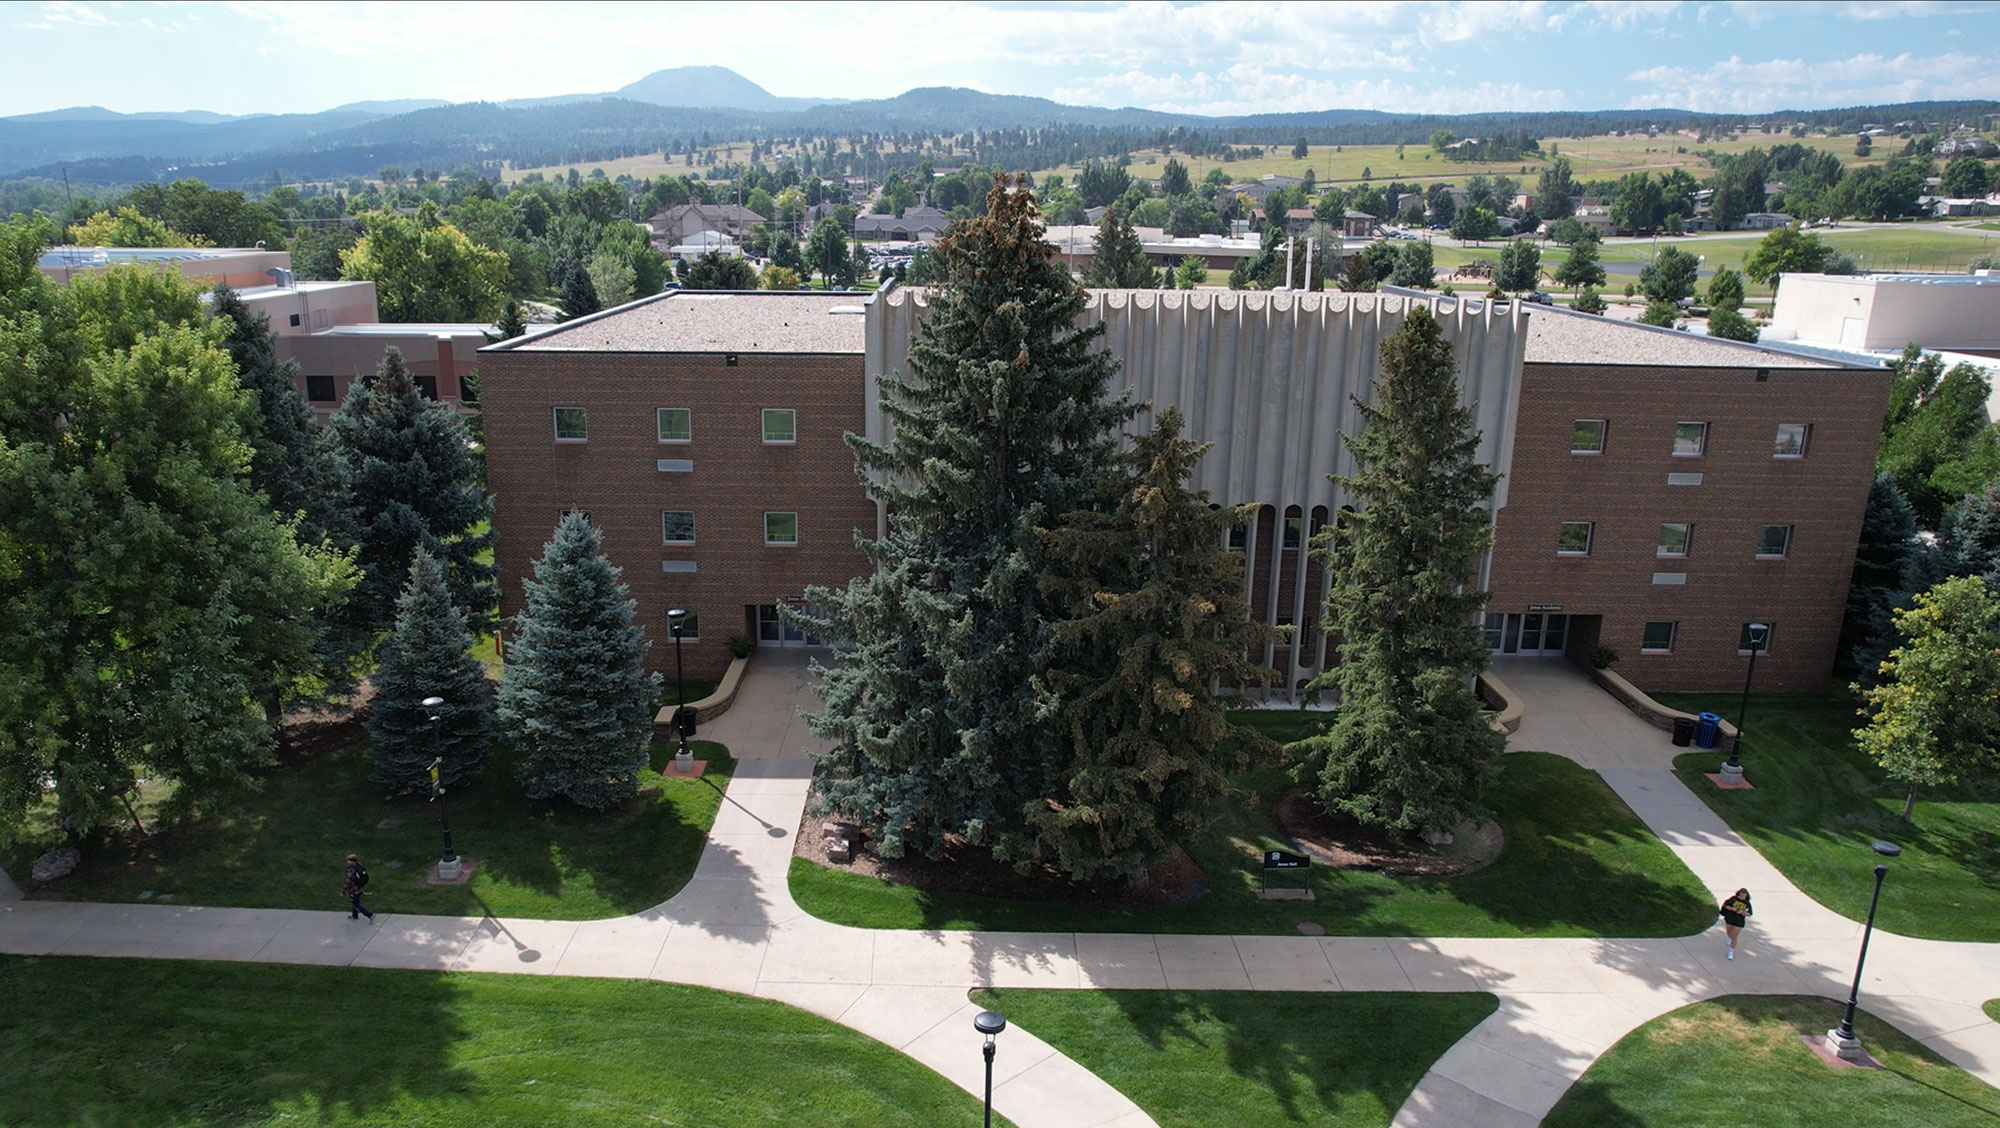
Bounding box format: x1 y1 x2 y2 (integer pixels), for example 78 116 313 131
36 245 292 290
1766 272 2000 354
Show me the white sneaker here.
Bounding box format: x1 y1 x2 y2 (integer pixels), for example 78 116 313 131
1727 946 1735 960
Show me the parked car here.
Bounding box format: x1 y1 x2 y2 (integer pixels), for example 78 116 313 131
1525 291 1554 305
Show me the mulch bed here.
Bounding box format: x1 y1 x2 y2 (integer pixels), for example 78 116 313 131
793 809 1210 909
1273 790 1503 877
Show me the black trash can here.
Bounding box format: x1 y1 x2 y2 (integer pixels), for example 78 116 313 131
1694 711 1722 749
1671 716 1696 747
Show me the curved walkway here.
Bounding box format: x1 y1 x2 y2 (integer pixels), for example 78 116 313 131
5 654 2000 1128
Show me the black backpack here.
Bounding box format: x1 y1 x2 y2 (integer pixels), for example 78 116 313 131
352 864 369 889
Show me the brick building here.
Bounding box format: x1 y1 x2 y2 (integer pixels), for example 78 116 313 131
479 288 1886 694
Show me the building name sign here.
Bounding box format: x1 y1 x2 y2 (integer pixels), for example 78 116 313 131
1529 603 1563 612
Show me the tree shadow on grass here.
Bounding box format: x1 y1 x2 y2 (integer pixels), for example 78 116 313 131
0 955 475 1128
974 986 1503 1127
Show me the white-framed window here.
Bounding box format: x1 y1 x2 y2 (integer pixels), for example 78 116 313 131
554 406 588 441
1739 622 1774 654
1641 621 1677 653
667 610 701 640
1774 422 1810 458
765 511 798 545
662 510 695 544
1673 421 1708 456
762 408 796 443
1557 521 1594 555
1572 419 1607 454
1657 522 1692 557
657 408 692 443
1756 524 1792 558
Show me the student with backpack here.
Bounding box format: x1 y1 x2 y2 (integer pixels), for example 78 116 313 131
343 853 376 922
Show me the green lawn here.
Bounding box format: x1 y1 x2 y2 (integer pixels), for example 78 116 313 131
0 956 998 1128
1987 999 2000 1024
1543 995 2000 1128
972 988 1497 1128
1659 692 2000 943
4 738 734 920
792 714 1714 937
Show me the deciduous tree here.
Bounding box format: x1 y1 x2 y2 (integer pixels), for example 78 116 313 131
1553 234 1606 289
498 513 660 809
340 204 508 322
1292 305 1504 837
1496 240 1541 292
1880 345 2000 530
1855 575 2000 820
1706 265 1745 310
1743 225 1832 284
1706 307 1759 342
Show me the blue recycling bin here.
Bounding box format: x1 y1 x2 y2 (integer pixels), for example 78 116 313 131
1694 711 1722 749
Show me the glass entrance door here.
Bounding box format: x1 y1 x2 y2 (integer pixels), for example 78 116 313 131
1484 613 1569 657
757 604 825 648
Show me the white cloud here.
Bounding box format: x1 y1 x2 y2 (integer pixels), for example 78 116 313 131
1627 49 2000 110
1055 64 1570 117
20 0 115 28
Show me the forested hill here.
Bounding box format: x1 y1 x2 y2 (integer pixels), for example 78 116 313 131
6 82 1996 188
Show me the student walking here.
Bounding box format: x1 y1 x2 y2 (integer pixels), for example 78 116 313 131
1719 887 1752 959
343 853 375 922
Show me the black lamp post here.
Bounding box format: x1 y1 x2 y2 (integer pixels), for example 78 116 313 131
974 1010 1007 1128
422 696 461 880
1827 839 1902 1061
1723 622 1769 781
667 609 691 772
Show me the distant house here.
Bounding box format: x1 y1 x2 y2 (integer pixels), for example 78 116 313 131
1342 210 1380 238
1285 208 1317 236
1935 136 1997 158
648 203 766 247
1934 197 2000 217
667 230 745 262
852 206 951 243
1742 212 1796 230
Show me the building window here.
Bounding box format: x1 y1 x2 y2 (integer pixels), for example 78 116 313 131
1774 423 1810 458
658 408 692 443
1641 621 1677 653
662 510 695 544
765 511 798 545
306 375 335 402
1283 516 1303 550
762 408 796 443
667 610 700 640
1227 523 1247 551
414 375 438 400
1557 521 1594 555
1572 419 1606 454
554 407 588 441
1739 622 1774 653
1657 522 1692 557
1673 421 1708 456
1757 524 1792 558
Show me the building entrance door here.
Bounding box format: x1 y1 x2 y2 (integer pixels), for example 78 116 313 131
756 604 825 648
1484 613 1569 657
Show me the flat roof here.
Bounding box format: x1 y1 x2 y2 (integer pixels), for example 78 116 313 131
313 322 493 337
1522 304 1848 369
494 291 867 354
37 245 276 268
1781 271 2000 288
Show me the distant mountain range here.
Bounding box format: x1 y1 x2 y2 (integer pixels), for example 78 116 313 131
1 66 1993 188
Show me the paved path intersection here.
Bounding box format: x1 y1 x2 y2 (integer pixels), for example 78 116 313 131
4 654 1999 1127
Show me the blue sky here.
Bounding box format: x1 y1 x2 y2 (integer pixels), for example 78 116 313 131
5 0 1999 119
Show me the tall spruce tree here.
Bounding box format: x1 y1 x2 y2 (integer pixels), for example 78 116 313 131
498 513 661 809
798 178 1135 864
324 346 497 635
366 551 491 791
210 284 340 542
1292 305 1504 837
1844 474 1924 682
1082 206 1162 288
1036 407 1287 880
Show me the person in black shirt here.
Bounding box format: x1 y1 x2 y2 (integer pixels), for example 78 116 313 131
342 853 375 922
1719 888 1752 959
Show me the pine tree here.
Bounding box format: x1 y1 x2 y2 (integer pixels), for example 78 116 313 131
366 550 492 791
1845 474 1923 681
1036 407 1287 880
1292 305 1504 837
324 346 497 636
495 299 527 340
211 284 340 541
1082 206 1161 288
498 512 661 809
797 177 1135 863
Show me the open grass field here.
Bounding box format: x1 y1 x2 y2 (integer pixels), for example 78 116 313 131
3 735 733 921
1542 995 2000 1127
0 956 999 1128
1659 691 2000 943
971 987 1498 1128
792 712 1715 937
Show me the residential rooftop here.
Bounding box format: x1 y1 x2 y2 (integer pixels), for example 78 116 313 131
491 291 868 354
1521 303 1849 369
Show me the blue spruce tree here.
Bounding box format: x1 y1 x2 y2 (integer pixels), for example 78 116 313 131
367 551 491 791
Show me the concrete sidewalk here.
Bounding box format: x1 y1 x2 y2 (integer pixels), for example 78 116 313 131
5 652 2000 1128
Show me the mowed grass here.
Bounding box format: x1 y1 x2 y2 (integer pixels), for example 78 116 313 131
791 713 1715 937
1988 999 2000 1024
972 988 1498 1128
1660 692 2000 943
3 736 734 920
0 956 999 1128
1543 995 2000 1128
